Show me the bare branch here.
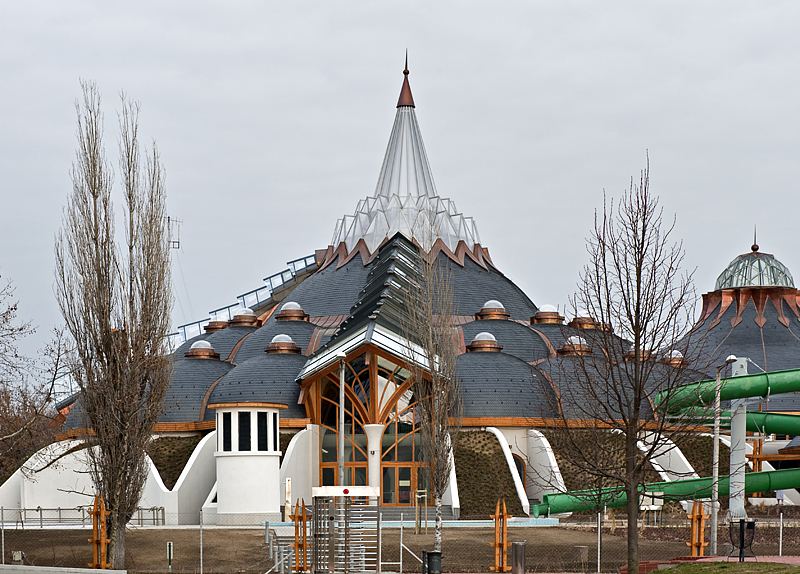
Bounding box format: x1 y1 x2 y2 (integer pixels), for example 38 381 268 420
55 81 172 569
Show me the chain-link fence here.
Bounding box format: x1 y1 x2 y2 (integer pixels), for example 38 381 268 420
2 508 800 573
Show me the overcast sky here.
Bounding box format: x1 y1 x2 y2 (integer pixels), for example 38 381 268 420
2 1 799 358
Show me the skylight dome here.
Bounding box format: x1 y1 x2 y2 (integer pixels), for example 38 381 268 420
540 304 558 312
714 247 794 290
191 340 213 350
483 300 505 310
567 336 587 346
473 332 497 342
281 301 303 311
234 307 255 316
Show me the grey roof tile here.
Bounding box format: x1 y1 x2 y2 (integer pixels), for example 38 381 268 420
207 354 308 420
456 351 557 418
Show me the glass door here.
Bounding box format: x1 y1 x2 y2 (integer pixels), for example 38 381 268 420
382 464 415 506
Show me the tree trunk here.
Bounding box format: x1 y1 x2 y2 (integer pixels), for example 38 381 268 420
626 479 638 574
109 514 126 570
434 494 443 552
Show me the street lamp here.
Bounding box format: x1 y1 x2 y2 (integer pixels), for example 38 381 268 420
336 351 347 487
710 354 737 556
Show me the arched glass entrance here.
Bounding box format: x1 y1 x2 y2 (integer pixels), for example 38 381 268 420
305 349 429 506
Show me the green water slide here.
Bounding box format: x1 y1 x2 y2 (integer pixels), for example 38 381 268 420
656 367 800 435
679 410 800 436
531 468 800 517
657 368 800 413
530 369 800 518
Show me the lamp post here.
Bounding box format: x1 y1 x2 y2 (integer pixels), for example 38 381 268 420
336 351 347 487
710 355 737 556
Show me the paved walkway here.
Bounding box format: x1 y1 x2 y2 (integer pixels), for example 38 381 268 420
696 555 800 564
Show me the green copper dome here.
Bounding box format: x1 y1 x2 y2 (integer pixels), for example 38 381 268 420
714 246 795 290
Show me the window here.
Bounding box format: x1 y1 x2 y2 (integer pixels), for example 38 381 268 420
239 412 251 451
513 454 526 485
257 412 268 451
273 412 278 451
222 412 231 452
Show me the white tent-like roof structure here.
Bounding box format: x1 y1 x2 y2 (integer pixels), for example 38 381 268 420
330 64 481 254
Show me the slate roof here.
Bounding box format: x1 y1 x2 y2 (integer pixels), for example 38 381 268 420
173 333 211 362
206 354 308 420
160 356 233 424
204 326 258 362
456 351 557 418
271 253 372 318
462 319 551 363
699 299 800 374
235 320 318 364
450 256 538 321
692 288 800 411
326 234 420 348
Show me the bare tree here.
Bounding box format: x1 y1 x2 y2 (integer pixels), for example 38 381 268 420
55 80 172 568
403 232 462 553
540 158 704 574
0 279 68 479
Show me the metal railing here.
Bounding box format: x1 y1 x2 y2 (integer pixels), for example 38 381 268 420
0 506 165 528
176 254 320 344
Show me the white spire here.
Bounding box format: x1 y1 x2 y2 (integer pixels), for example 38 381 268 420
373 106 437 199
330 65 482 255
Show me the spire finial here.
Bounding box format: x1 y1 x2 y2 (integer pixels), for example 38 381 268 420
397 52 415 108
752 225 759 253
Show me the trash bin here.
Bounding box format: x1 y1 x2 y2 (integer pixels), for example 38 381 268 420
512 542 526 574
427 551 442 574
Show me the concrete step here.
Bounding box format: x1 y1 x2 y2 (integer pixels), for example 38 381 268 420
379 506 455 522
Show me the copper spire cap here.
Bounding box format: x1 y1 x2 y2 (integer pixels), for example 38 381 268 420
396 52 415 108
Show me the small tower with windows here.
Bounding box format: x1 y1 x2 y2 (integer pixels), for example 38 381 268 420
206 333 302 525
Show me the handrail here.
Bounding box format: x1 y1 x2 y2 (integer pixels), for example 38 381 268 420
176 254 319 343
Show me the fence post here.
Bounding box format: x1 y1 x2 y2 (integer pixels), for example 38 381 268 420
2 506 5 565
780 509 784 557
597 510 601 573
199 508 204 574
400 513 403 574
377 506 382 574
38 506 42 529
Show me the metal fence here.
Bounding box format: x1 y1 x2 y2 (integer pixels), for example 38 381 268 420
2 510 800 573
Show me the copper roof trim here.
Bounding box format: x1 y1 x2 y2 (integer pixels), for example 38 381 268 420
568 317 611 331
230 314 259 327
397 57 415 108
662 356 688 368
208 402 289 410
625 349 657 361
475 307 510 321
531 311 564 325
276 308 310 322
185 347 221 360
557 342 591 356
266 341 302 354
204 320 229 333
465 339 503 352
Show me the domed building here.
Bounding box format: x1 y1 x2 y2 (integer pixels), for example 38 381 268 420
695 243 800 412
139 64 646 522
16 65 800 525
